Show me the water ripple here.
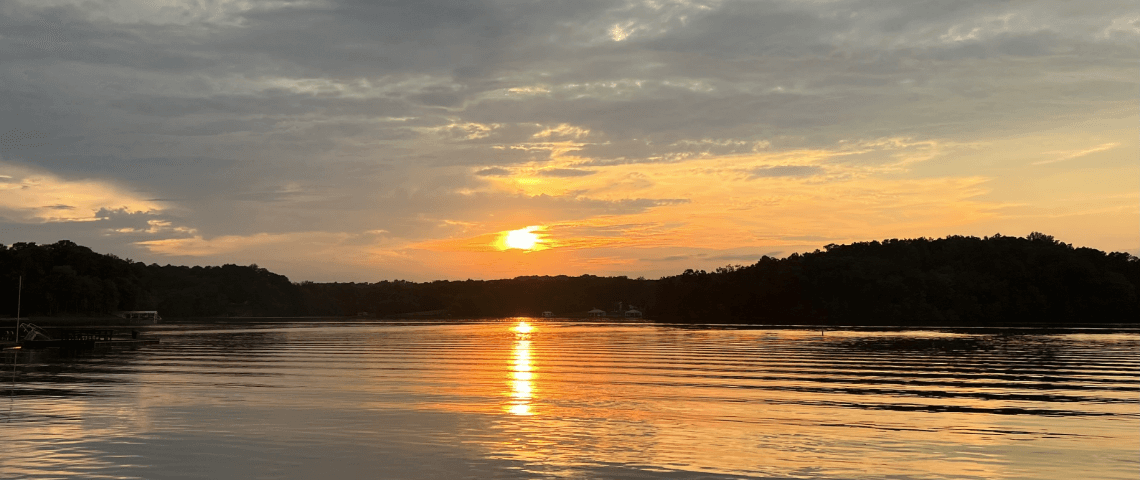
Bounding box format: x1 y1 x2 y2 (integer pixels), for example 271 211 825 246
2 321 1136 480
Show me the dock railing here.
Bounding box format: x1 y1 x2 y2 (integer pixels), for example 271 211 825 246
60 329 115 341
17 323 52 341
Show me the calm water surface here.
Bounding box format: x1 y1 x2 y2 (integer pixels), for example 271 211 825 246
2 321 1137 479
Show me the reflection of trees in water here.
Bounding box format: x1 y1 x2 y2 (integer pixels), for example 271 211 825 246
156 327 295 378
834 336 999 354
2 346 135 399
826 334 1081 379
1 326 296 402
799 333 1140 416
830 333 1112 369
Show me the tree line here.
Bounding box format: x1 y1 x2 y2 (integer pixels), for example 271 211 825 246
0 240 301 318
0 240 650 318
2 233 1137 324
297 275 652 318
653 233 1139 325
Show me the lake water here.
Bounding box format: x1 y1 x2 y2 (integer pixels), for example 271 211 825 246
1 320 1137 479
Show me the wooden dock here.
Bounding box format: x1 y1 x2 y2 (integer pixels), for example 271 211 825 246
95 339 160 347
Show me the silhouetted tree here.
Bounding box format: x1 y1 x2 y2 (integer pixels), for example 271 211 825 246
652 233 1139 325
3 234 1135 324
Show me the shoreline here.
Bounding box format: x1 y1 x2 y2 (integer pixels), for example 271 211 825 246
3 316 159 327
6 316 1137 334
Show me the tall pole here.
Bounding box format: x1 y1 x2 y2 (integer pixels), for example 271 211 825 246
15 276 21 342
9 346 15 417
9 347 16 422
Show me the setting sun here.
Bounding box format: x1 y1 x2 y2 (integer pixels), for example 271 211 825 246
504 227 540 250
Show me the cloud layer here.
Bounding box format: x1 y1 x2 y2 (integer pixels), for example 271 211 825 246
2 0 1137 280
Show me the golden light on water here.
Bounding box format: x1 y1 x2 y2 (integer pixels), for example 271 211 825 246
508 321 535 415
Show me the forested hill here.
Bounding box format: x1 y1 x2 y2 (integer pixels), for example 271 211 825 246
2 233 1138 324
0 240 302 317
0 240 652 318
654 233 1140 325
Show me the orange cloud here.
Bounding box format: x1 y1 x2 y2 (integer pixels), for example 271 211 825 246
0 161 162 223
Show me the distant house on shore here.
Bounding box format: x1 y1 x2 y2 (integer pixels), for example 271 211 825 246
588 308 606 317
542 311 554 318
624 309 642 318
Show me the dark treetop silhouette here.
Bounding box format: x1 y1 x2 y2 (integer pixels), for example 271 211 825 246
652 233 1138 325
2 233 1136 325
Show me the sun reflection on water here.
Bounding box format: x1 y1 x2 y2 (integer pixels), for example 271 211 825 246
4 324 1138 479
508 321 535 415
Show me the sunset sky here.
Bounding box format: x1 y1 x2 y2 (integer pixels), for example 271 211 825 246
1 0 1136 282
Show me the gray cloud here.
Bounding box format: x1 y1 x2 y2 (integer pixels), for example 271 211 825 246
537 168 597 178
748 165 823 178
1 0 1135 279
474 167 511 177
705 253 771 262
